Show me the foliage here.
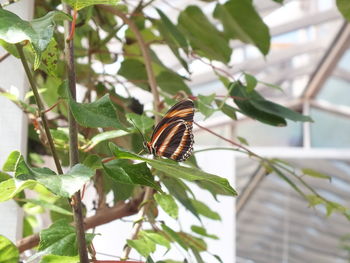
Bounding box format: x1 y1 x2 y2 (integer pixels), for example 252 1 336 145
0 0 349 262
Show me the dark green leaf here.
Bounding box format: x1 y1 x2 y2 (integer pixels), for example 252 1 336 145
157 71 191 95
147 256 156 263
178 6 231 62
190 199 221 220
214 1 270 55
0 235 19 263
0 9 70 69
191 225 218 239
59 81 125 130
302 168 331 181
40 255 79 263
161 224 188 250
62 0 118 10
215 99 237 120
154 193 179 219
337 0 350 21
103 160 161 191
38 220 95 257
191 248 205 263
118 59 149 90
109 143 237 196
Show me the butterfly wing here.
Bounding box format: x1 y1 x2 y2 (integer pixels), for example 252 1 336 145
149 99 194 162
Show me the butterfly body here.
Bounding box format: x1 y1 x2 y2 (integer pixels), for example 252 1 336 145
146 99 195 162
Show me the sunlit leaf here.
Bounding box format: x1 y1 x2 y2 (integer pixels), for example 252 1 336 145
154 193 178 219
302 168 331 181
191 225 218 239
40 255 79 263
62 0 119 10
190 199 221 220
0 235 19 263
161 224 188 250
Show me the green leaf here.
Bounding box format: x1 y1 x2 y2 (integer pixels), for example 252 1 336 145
244 73 257 92
59 81 125 130
157 71 191 95
197 94 216 118
109 143 237 196
179 233 207 251
126 113 154 134
84 130 129 151
41 39 59 77
40 255 79 263
20 199 73 216
161 224 188 250
38 220 95 257
82 154 102 170
2 151 21 172
0 179 37 202
141 231 171 249
191 225 218 239
230 81 312 126
237 136 249 146
50 198 74 223
190 199 221 220
0 172 11 183
178 6 231 62
215 99 237 120
154 193 179 219
0 235 19 263
127 237 156 258
0 9 70 69
337 0 350 21
214 0 270 55
62 0 119 10
162 177 200 220
15 156 95 198
103 160 161 191
118 59 149 90
302 168 331 181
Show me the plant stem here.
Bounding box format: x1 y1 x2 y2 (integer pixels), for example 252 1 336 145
15 44 64 174
63 4 89 263
100 6 161 260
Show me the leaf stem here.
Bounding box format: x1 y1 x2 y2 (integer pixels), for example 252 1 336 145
15 44 63 174
63 4 89 263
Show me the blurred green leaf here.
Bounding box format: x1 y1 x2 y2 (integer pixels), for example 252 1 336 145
141 231 171 249
127 237 156 258
191 225 218 239
302 168 331 181
2 151 21 172
0 235 19 263
337 0 350 21
83 130 129 151
118 59 149 90
214 0 270 55
154 193 178 219
62 0 118 10
178 6 231 62
190 199 221 220
40 255 79 263
244 73 257 92
0 179 37 202
157 71 191 95
20 199 73 216
161 224 188 250
215 99 237 120
126 113 154 134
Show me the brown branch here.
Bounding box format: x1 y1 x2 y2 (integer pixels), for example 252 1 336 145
0 52 10 63
16 198 142 253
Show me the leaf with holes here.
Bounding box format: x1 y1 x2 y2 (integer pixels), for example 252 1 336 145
0 9 70 69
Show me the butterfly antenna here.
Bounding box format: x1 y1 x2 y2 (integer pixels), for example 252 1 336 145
129 118 147 144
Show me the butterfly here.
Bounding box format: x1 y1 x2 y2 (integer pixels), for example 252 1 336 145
145 99 195 162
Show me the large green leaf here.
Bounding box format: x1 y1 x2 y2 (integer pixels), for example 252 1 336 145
0 9 70 69
103 160 162 191
337 0 350 21
190 199 221 220
214 0 270 55
2 151 95 198
38 220 95 257
118 59 149 90
40 255 79 263
62 0 118 10
59 81 125 130
230 81 313 126
178 6 231 63
154 193 178 219
0 179 37 202
109 143 237 196
0 235 19 263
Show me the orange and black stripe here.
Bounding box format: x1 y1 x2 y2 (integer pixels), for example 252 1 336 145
146 99 194 162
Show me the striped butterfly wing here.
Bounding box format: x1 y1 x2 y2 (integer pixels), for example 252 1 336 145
149 99 194 162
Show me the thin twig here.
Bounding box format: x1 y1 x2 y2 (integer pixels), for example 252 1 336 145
15 44 64 174
63 4 89 263
0 52 10 63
